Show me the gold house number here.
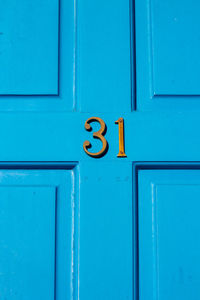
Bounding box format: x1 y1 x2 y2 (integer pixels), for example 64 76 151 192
83 117 127 158
115 118 127 157
83 117 108 158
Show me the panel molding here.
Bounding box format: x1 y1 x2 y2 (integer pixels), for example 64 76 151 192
135 0 200 111
137 166 200 300
0 0 77 112
133 162 200 300
0 163 80 300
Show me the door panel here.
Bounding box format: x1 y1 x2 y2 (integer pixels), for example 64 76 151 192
0 0 75 111
0 0 58 95
136 0 200 110
151 0 200 95
0 169 74 300
139 170 200 300
0 186 56 299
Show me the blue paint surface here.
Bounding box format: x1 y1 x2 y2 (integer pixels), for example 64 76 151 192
0 0 200 299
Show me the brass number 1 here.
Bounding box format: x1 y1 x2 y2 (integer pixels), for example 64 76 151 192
115 118 127 157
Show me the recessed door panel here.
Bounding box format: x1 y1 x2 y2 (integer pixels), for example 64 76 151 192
136 0 200 110
139 170 200 300
0 0 75 111
0 169 73 300
152 0 200 95
0 0 59 95
0 186 56 299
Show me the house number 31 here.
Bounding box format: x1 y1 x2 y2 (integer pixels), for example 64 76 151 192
83 117 127 158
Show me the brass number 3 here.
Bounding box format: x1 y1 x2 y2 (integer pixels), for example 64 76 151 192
83 117 108 158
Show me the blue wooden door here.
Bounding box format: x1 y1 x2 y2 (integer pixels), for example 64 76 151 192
1 0 200 299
